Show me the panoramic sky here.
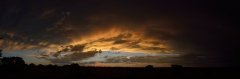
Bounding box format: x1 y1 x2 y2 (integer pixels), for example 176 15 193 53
0 0 239 67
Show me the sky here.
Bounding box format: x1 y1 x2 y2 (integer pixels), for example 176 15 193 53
0 0 239 67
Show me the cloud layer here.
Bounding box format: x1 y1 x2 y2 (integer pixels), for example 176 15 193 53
0 0 239 66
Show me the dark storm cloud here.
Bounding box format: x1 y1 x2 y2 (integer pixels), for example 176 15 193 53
0 0 178 48
0 0 239 66
110 47 120 50
113 39 129 44
143 47 166 51
48 52 101 64
0 1 70 46
94 32 133 44
37 44 102 64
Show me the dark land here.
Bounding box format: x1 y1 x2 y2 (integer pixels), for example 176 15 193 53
0 63 239 79
0 56 239 79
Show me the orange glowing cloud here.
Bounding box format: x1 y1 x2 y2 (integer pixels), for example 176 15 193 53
61 26 175 54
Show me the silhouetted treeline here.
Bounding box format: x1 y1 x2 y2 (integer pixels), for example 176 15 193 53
0 55 239 79
0 63 239 79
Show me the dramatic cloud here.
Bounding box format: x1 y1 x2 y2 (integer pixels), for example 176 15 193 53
0 0 239 66
36 44 102 64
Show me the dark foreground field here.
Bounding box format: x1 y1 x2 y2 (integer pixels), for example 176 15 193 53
0 65 239 79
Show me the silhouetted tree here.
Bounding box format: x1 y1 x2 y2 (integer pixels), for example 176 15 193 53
99 49 102 53
145 65 154 71
70 63 79 68
38 64 44 67
29 63 36 67
171 65 183 75
171 65 183 69
146 65 154 69
1 57 25 65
